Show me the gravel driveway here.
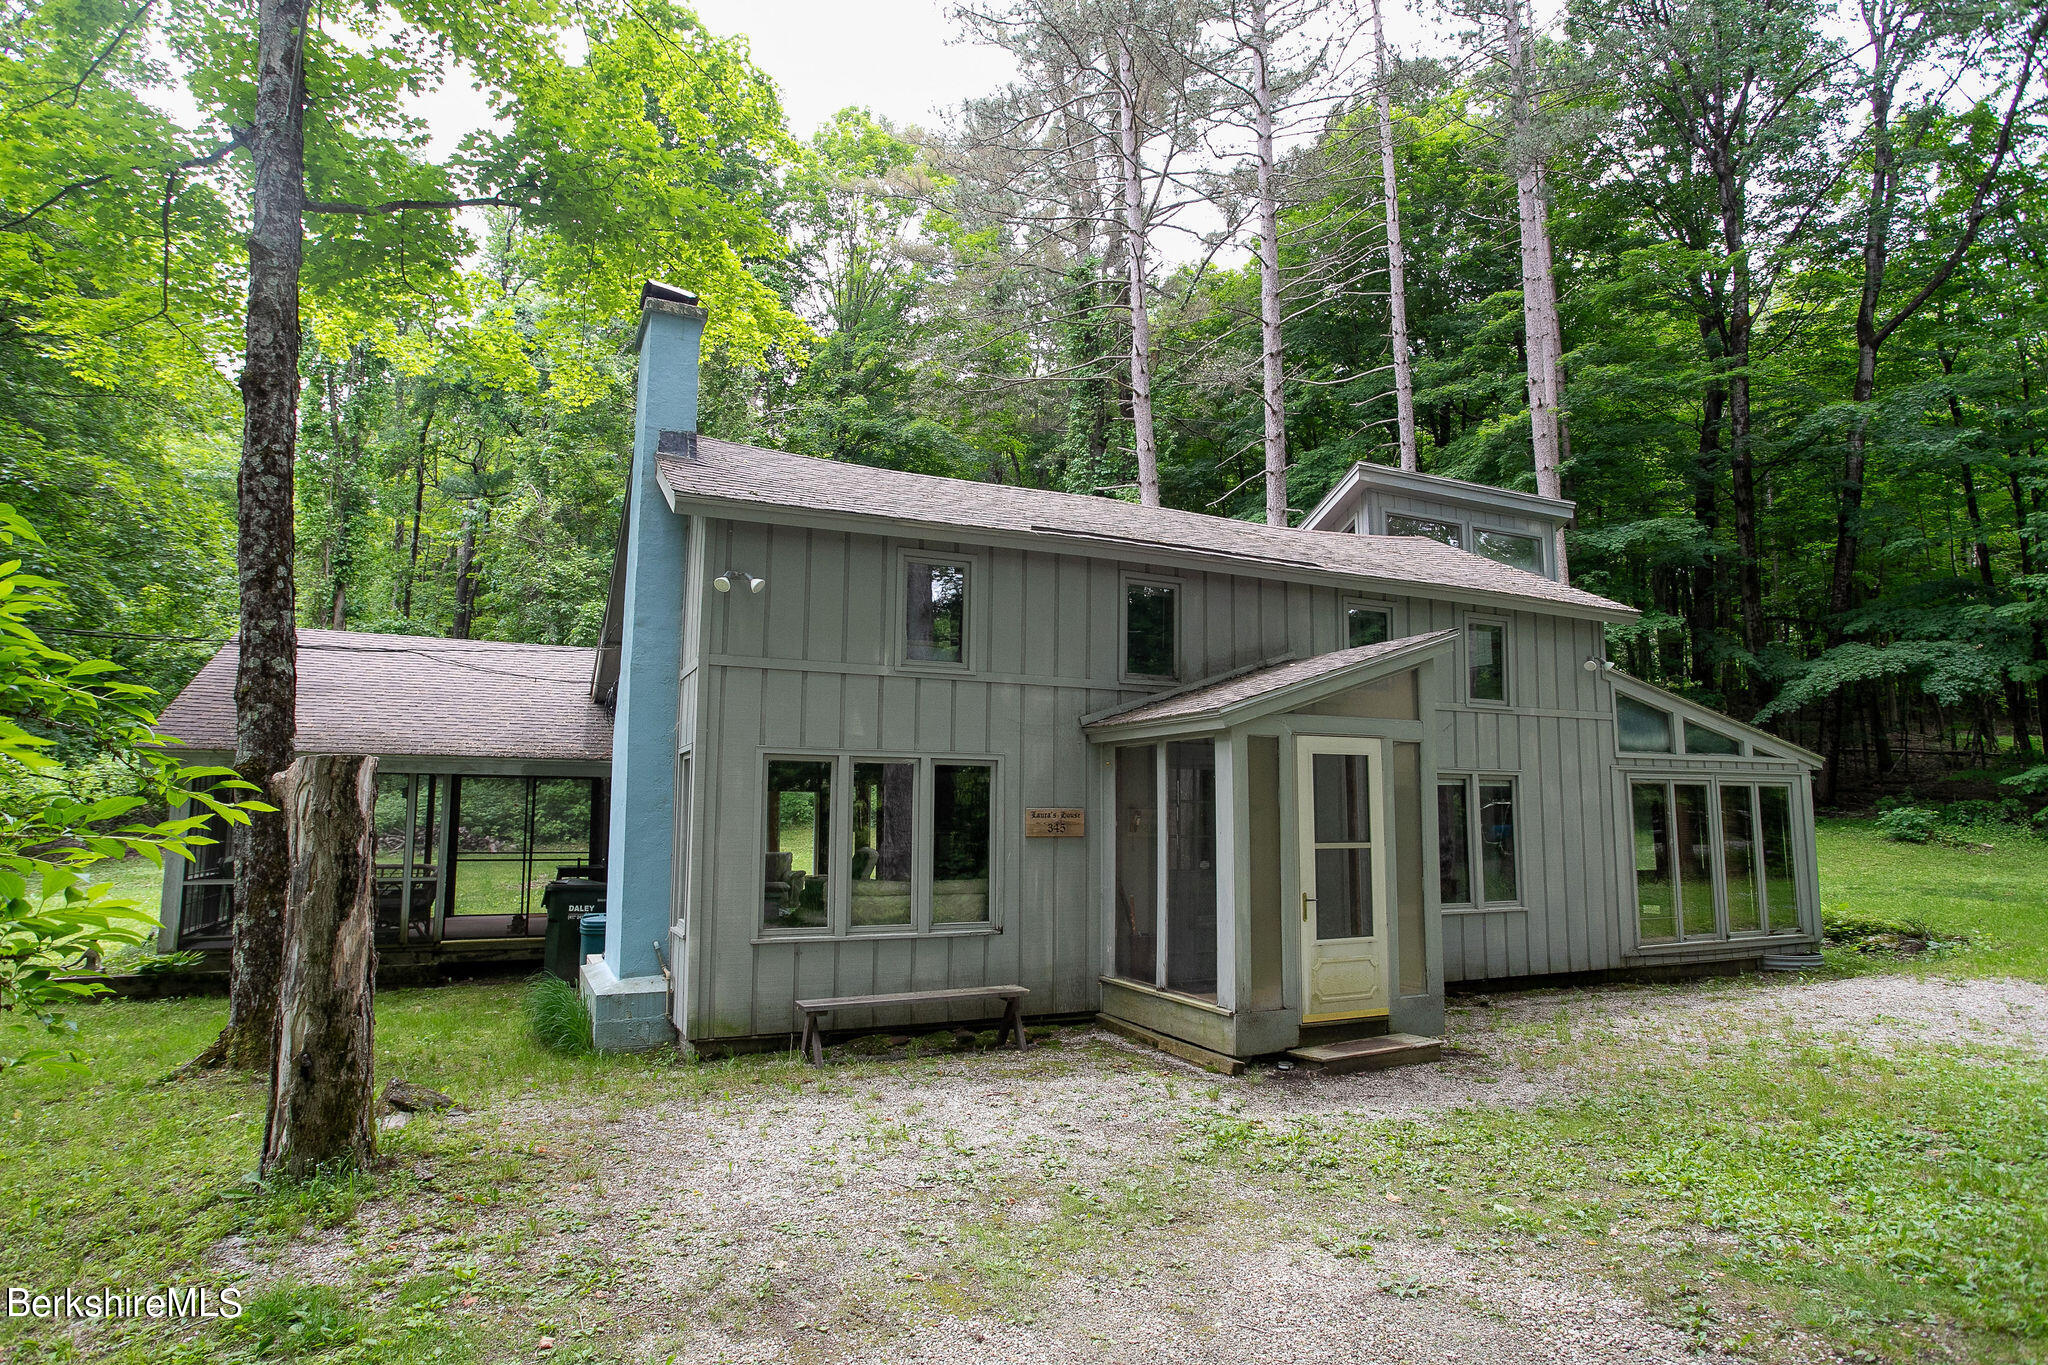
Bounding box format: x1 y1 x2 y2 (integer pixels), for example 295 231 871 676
282 971 2048 1364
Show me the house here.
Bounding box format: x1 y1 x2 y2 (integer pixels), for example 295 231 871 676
157 280 1824 1062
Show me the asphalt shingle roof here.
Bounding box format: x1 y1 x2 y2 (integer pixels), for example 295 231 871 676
156 629 611 763
661 438 1633 619
1085 632 1455 730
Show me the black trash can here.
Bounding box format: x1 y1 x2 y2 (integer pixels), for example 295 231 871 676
542 879 606 982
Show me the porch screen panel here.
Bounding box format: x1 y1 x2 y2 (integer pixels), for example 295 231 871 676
1674 783 1716 937
176 778 237 943
1632 783 1677 943
533 778 597 878
448 776 533 933
1394 743 1426 996
1436 782 1471 905
1758 786 1800 932
1113 747 1159 983
763 760 833 931
931 763 993 925
1721 785 1761 933
850 761 915 927
371 773 430 946
1164 740 1217 996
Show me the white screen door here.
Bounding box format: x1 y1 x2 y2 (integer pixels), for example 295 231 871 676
1294 737 1390 1021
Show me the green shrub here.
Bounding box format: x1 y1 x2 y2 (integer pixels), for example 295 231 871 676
1822 901 1954 954
522 973 592 1054
1875 806 1939 843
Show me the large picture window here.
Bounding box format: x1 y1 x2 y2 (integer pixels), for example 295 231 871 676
904 557 968 665
763 755 996 936
1630 780 1803 945
1436 775 1517 907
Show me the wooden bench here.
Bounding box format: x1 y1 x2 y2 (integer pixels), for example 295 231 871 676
794 985 1029 1066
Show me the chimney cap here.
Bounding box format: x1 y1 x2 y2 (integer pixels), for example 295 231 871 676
640 280 700 308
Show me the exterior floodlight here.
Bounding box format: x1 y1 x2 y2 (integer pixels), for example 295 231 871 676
713 571 765 595
714 574 732 593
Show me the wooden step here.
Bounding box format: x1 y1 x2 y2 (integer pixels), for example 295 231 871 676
1287 1032 1441 1074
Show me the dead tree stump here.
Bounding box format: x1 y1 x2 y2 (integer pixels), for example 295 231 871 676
261 755 378 1180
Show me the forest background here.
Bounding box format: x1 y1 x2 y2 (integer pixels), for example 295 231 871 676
8 0 2048 802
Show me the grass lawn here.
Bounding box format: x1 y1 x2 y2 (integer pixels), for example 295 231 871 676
0 818 2042 1364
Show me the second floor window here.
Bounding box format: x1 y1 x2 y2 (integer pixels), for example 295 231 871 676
1468 619 1508 703
1126 580 1178 679
1346 603 1391 648
1386 512 1462 548
905 558 967 664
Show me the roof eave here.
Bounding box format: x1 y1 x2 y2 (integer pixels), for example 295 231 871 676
1084 630 1458 740
655 474 1639 625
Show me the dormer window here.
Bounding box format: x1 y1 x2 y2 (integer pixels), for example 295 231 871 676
1385 512 1462 548
1474 528 1543 575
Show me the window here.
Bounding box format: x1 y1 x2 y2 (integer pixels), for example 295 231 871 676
1346 602 1391 649
1683 720 1742 755
1630 781 1804 944
1474 528 1543 575
1437 775 1516 906
764 760 833 931
931 763 993 925
1386 512 1462 548
1114 747 1158 981
1125 580 1178 680
763 756 997 936
1617 695 1674 752
176 777 239 943
904 558 968 664
850 761 914 927
1467 620 1507 703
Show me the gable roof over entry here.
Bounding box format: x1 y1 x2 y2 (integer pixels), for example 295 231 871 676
657 438 1635 621
157 629 612 764
1085 631 1457 738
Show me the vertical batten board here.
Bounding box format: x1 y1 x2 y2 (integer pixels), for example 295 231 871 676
1088 558 1119 680
841 673 880 750
916 677 954 753
1023 553 1059 679
988 548 1025 675
953 683 990 756
845 536 890 666
762 527 808 660
760 670 804 747
724 523 771 659
1055 556 1088 680
802 671 841 750
808 531 849 664
880 677 919 751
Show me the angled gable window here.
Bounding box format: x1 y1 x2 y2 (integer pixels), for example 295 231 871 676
1385 512 1462 548
1683 720 1743 755
1616 694 1674 752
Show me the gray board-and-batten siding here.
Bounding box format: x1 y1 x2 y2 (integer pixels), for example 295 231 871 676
672 513 1799 1043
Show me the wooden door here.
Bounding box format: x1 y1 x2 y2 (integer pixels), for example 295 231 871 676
1295 737 1390 1021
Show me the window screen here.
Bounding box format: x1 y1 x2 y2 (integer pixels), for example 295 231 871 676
1164 741 1217 995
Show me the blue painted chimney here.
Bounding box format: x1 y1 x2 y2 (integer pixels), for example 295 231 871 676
597 282 703 1032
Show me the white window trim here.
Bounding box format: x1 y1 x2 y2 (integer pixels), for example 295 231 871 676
1120 572 1183 686
1463 614 1512 708
757 750 1003 942
1437 772 1522 910
894 545 982 674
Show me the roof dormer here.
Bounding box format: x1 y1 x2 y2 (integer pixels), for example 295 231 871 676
1298 463 1573 581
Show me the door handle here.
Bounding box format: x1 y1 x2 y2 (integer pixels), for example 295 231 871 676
1301 892 1315 922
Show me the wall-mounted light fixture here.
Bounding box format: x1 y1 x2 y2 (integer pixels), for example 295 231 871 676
1582 657 1620 673
713 570 765 594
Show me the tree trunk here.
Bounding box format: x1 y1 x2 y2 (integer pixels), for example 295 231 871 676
450 508 483 640
261 754 378 1181
201 0 311 1073
1115 42 1160 507
1372 0 1417 473
1505 0 1565 574
1251 0 1288 525
399 392 434 619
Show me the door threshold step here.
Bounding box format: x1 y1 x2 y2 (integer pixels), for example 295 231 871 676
1287 1032 1441 1074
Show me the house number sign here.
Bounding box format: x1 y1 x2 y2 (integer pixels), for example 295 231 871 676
1025 808 1085 838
